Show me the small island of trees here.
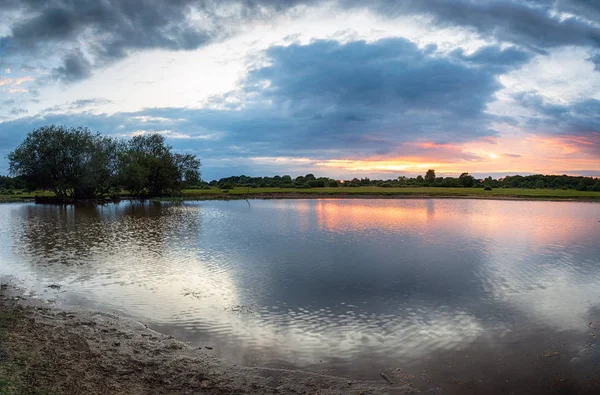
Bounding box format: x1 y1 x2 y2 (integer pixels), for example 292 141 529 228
7 125 200 199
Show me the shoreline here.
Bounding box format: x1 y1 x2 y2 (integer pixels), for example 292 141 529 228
0 282 417 394
0 191 599 204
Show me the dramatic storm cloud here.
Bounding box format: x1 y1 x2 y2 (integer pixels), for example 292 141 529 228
0 0 599 179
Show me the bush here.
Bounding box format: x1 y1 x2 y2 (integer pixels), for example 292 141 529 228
484 186 493 191
328 180 339 187
295 183 311 189
219 182 234 190
307 179 325 188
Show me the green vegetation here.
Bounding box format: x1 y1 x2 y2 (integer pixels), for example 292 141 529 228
7 125 200 199
178 186 600 199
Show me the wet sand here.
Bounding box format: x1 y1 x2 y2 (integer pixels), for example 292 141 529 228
0 283 417 395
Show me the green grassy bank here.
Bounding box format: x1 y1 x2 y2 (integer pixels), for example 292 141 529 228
180 186 600 200
1 187 600 202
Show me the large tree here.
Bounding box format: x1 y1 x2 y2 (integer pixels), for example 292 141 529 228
424 169 436 185
8 125 119 199
119 134 201 196
459 172 475 188
8 126 201 199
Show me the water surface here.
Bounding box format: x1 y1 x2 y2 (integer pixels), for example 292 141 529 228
1 199 599 393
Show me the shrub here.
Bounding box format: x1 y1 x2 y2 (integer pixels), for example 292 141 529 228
484 186 493 191
295 183 311 189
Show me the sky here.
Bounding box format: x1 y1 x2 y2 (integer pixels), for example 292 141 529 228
0 0 599 180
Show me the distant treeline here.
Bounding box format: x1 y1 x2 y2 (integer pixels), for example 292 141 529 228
6 125 200 199
207 170 600 191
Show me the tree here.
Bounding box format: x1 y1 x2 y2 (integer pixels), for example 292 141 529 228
8 125 119 199
9 126 201 199
119 134 200 196
459 172 475 188
294 176 306 185
425 169 436 184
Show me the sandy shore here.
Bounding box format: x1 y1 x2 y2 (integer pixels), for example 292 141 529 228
0 283 418 395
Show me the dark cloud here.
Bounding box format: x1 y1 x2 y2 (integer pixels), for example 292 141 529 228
450 45 531 73
1 0 600 83
239 38 505 147
0 0 311 80
589 54 600 71
54 50 92 82
366 0 600 53
11 6 79 43
514 92 600 136
502 153 521 158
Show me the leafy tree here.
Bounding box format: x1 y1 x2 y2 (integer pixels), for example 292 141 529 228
424 169 436 184
459 172 475 188
118 134 200 196
9 126 200 199
8 125 119 199
294 176 306 185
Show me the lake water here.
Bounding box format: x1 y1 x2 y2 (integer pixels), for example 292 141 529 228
1 199 600 393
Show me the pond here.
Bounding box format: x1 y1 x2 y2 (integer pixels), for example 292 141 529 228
1 199 599 392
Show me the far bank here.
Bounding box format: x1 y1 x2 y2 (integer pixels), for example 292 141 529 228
1 186 600 203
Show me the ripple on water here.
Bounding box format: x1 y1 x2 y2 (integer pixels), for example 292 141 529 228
1 200 600 381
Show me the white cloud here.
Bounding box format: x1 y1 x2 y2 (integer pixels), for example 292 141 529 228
499 46 600 105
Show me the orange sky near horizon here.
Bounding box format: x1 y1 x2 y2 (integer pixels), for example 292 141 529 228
313 131 600 177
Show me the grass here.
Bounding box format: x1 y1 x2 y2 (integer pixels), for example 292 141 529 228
0 190 52 203
180 186 600 200
1 187 599 202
